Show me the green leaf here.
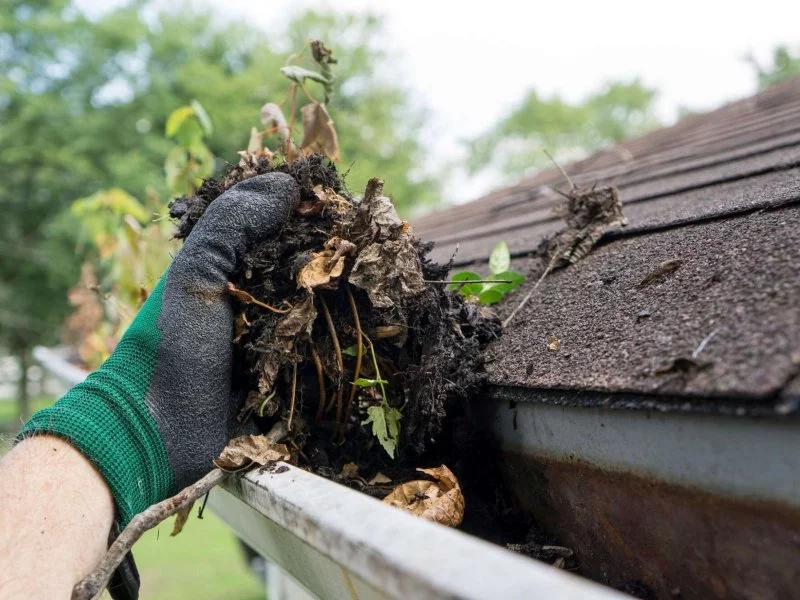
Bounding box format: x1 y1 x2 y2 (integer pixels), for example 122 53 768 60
489 241 511 275
448 271 482 297
362 403 402 458
174 118 203 149
483 270 525 294
341 345 359 357
478 288 504 305
354 377 389 388
190 100 213 137
165 106 195 138
280 66 330 86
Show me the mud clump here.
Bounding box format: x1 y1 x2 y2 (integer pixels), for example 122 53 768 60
170 154 501 481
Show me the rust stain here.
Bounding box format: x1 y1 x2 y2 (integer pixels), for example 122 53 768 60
501 451 800 600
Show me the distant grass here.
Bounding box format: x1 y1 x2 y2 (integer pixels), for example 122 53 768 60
133 510 263 600
0 395 54 425
0 397 263 600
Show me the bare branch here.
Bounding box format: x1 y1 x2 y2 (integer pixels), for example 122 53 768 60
72 469 228 600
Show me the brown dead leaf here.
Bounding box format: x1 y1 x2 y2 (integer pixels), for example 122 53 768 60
369 472 392 485
233 312 250 343
382 464 464 527
214 435 291 472
260 102 296 160
299 102 340 161
349 239 426 309
171 501 194 537
547 336 561 352
341 462 359 479
297 250 345 291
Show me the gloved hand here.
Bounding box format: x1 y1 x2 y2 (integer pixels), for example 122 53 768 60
20 173 299 528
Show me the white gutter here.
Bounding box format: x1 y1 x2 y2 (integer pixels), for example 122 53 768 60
208 464 628 600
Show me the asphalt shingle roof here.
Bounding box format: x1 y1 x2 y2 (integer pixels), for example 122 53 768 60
414 78 800 411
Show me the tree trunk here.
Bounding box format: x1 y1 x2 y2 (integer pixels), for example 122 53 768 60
17 345 30 421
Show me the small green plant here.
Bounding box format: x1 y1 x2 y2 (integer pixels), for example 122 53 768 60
347 337 402 458
449 241 525 304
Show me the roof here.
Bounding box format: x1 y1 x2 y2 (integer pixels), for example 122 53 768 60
414 78 800 413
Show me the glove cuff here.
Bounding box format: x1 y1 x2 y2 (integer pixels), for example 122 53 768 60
18 279 174 526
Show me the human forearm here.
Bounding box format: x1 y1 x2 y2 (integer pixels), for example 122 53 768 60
0 436 114 599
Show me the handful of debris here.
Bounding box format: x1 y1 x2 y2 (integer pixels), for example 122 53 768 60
170 155 500 496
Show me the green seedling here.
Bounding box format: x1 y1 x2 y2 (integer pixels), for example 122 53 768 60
354 337 402 458
449 241 525 304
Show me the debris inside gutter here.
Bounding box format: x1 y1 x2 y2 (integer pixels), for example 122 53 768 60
168 152 627 574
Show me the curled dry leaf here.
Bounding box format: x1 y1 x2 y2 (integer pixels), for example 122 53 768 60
214 435 291 471
382 464 465 527
260 102 296 160
299 102 340 161
171 501 194 537
296 250 345 291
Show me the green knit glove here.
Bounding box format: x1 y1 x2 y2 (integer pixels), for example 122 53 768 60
19 173 299 526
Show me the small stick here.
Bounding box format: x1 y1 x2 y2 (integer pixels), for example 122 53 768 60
424 279 512 285
544 149 575 191
72 469 228 600
342 287 364 440
502 251 560 329
226 283 292 314
310 344 327 422
287 358 298 432
319 296 344 417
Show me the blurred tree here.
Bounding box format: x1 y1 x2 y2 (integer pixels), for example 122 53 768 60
465 79 660 178
746 45 800 90
0 0 437 418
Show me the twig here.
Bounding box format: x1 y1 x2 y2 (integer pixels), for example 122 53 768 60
692 327 720 359
342 287 364 440
226 283 292 314
544 149 575 191
423 279 512 285
287 358 298 432
72 469 228 600
502 251 560 329
310 344 327 422
319 296 344 417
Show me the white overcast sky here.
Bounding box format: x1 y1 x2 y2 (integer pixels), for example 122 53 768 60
81 0 800 203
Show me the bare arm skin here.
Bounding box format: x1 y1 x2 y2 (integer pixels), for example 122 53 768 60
0 436 114 599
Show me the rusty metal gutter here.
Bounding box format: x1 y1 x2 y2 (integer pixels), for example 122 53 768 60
480 389 800 599
207 464 628 600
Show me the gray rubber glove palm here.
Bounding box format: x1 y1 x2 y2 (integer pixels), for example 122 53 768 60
21 172 300 525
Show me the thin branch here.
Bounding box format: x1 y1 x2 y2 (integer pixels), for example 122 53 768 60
310 343 327 422
424 279 512 284
544 149 575 191
72 469 228 600
342 287 364 440
319 296 343 417
287 358 298 432
226 283 292 314
502 250 560 329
